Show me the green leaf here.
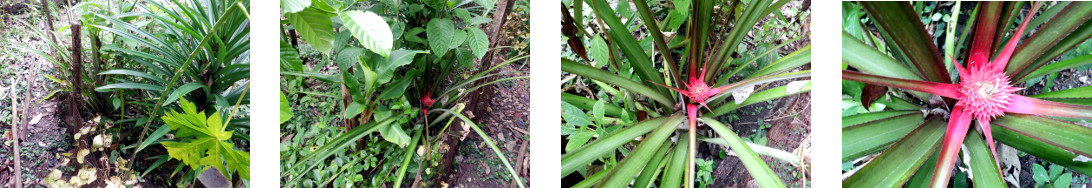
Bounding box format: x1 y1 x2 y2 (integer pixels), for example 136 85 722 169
844 117 946 187
842 112 924 162
340 11 394 57
592 100 605 125
860 2 949 82
598 115 677 188
474 0 495 12
379 124 411 147
99 69 166 84
427 18 455 57
560 116 684 177
561 101 593 126
280 40 304 71
378 49 426 83
280 92 293 124
1033 164 1049 183
96 83 165 92
449 29 467 50
467 27 488 59
992 125 1092 176
1055 173 1072 188
136 125 171 154
165 83 206 107
343 101 364 118
966 130 1005 188
703 117 787 188
281 0 312 13
161 99 250 181
565 131 594 152
1049 164 1064 178
590 35 609 64
378 73 414 100
561 59 674 107
286 7 335 53
992 114 1092 157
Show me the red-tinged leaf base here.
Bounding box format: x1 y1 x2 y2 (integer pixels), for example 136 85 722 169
931 106 973 187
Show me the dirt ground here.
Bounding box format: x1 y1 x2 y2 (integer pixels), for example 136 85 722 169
0 8 73 186
446 61 530 188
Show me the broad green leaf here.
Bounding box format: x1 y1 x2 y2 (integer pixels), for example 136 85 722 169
427 18 455 57
286 8 335 53
565 131 594 152
281 0 311 13
844 117 946 187
280 40 304 71
449 29 467 50
280 92 293 124
340 11 394 57
590 35 609 64
161 99 250 181
592 100 605 125
336 47 365 71
343 101 364 118
474 0 495 12
378 49 426 83
1056 173 1072 188
404 27 426 43
379 124 411 147
1033 164 1049 183
467 27 488 59
378 72 414 100
165 83 206 106
561 101 593 126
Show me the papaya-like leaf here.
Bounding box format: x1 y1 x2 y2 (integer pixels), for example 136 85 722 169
161 99 250 181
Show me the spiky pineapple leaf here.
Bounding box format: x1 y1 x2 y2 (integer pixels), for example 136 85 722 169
161 99 250 181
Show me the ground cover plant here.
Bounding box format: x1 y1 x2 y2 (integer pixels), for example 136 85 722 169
842 1 1092 187
560 0 811 187
0 0 251 187
278 0 531 187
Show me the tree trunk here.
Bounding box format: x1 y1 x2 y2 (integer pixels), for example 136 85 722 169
68 23 83 129
469 0 516 122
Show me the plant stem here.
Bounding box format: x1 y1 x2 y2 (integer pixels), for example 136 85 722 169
687 104 697 188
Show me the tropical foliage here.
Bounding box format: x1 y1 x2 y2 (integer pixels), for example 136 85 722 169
5 0 251 186
842 1 1092 187
278 0 528 187
561 0 811 187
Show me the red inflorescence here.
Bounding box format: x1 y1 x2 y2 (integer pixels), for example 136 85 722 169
954 63 1022 121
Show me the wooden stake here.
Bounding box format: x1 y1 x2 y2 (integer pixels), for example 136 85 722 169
10 78 21 188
